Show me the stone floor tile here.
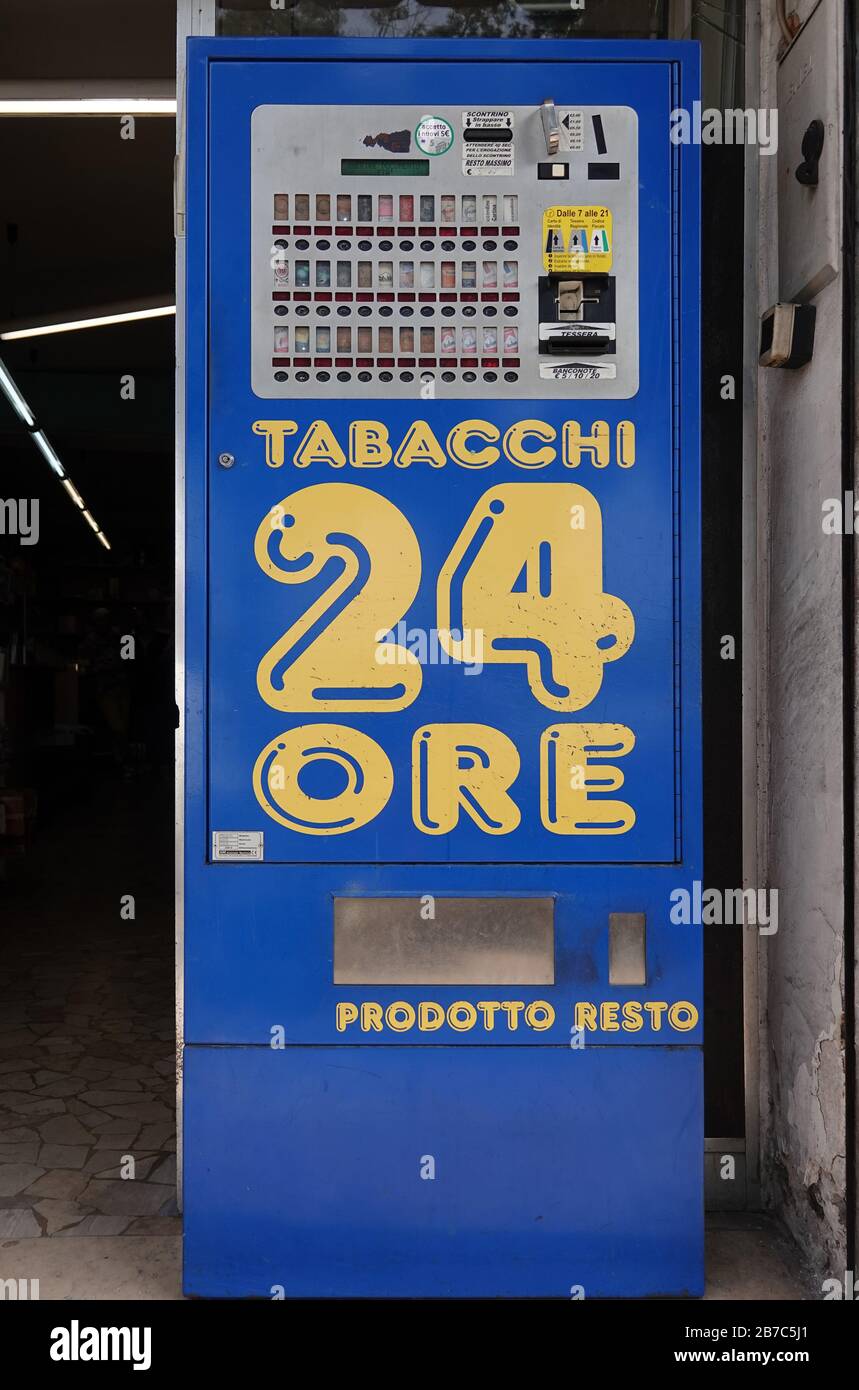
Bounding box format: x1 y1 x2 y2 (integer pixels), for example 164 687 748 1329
34 1079 86 1098
37 1145 90 1170
74 1061 119 1081
0 1127 39 1143
0 1074 36 1091
38 1115 93 1145
136 1124 175 1149
101 1102 172 1123
24 1169 90 1200
148 1155 176 1186
112 1067 162 1083
0 1142 40 1164
33 1199 93 1235
60 1213 133 1236
0 1032 39 1049
123 1215 181 1236
90 1117 140 1134
0 1162 45 1196
93 1131 139 1149
3 1097 66 1117
77 1179 172 1218
83 1149 128 1175
79 1091 146 1109
66 1103 109 1124
0 1207 42 1237
91 1154 161 1181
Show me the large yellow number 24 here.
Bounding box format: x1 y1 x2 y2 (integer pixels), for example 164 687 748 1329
254 481 633 713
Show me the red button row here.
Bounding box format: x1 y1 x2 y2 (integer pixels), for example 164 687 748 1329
272 291 519 303
272 225 520 239
271 357 521 370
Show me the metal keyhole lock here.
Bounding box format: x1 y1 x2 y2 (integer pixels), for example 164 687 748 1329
217 452 235 469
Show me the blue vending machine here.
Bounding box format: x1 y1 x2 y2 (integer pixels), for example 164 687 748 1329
182 37 702 1298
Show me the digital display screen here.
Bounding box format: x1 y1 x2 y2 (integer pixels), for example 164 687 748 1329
340 158 430 177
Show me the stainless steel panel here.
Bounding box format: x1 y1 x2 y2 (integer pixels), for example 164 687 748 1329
334 896 554 984
251 102 639 399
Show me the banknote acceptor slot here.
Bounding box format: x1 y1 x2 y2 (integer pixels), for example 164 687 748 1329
538 273 616 355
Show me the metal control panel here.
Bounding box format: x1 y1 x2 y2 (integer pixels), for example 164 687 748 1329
184 38 702 1301
253 103 638 398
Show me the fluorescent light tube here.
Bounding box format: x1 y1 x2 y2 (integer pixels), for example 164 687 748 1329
1 304 176 340
0 358 35 425
0 99 176 115
62 478 85 509
32 430 65 477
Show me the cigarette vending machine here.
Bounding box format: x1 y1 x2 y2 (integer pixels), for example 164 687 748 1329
183 38 701 1298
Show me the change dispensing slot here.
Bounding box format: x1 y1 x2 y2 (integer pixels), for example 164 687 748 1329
333 897 555 986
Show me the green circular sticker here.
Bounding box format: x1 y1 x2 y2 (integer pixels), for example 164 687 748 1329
415 115 454 156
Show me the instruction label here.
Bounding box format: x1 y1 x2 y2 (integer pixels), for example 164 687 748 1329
462 109 514 176
542 205 613 273
539 362 618 381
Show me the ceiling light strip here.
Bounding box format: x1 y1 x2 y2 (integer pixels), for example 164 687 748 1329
0 358 111 548
1 304 176 341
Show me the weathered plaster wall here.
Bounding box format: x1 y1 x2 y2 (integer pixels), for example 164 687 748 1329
753 0 847 1279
